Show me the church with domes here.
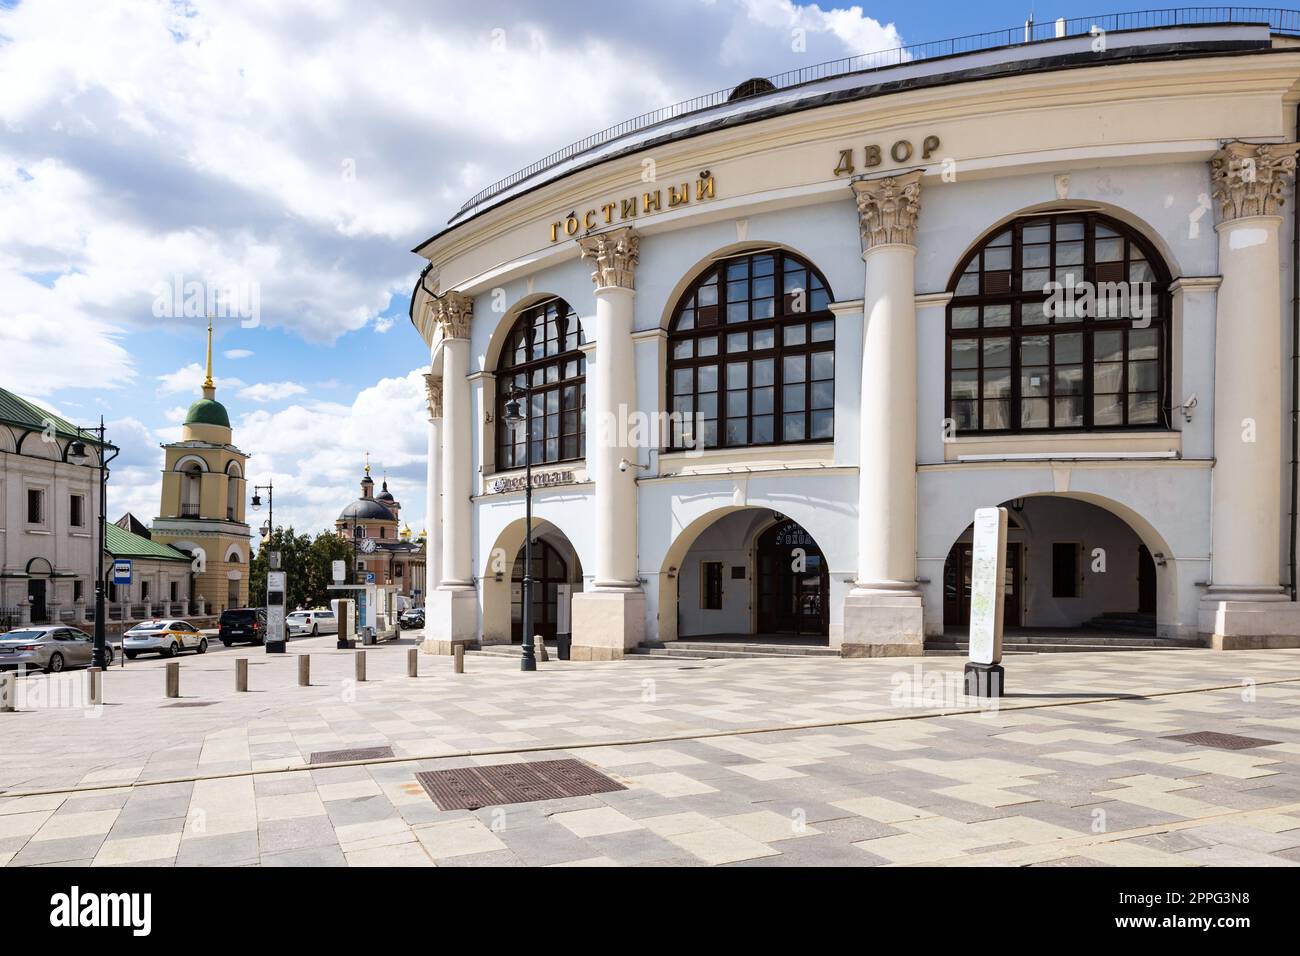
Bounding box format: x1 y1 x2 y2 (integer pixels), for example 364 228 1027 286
335 457 426 606
151 321 251 612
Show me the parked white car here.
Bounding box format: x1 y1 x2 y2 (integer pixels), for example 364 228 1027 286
122 619 208 659
286 609 338 636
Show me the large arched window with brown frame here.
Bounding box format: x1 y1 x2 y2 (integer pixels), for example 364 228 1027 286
946 212 1171 434
495 298 586 469
667 250 834 450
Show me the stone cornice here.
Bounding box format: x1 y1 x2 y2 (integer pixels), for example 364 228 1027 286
1211 141 1300 222
577 227 639 291
851 170 922 249
433 291 473 340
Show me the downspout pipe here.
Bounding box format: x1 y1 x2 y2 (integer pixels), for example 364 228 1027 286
1291 103 1299 601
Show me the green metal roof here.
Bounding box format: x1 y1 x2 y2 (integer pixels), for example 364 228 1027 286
0 386 110 446
184 398 231 428
103 522 192 563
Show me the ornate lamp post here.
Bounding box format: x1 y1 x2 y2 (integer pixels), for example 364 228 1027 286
502 385 536 672
69 418 119 669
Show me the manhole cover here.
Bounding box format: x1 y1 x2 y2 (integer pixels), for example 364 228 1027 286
415 758 625 811
309 746 395 764
164 701 216 708
1164 731 1279 750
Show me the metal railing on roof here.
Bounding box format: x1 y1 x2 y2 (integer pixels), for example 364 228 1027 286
452 6 1300 221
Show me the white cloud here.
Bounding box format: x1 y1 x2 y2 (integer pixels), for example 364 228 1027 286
224 349 254 360
234 368 429 535
155 363 246 396
239 381 307 403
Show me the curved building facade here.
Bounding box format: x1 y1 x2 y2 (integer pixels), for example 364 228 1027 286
410 16 1300 658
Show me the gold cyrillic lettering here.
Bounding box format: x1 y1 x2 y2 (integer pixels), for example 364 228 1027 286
833 149 855 177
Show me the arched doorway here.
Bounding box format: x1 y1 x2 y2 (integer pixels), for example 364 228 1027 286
941 496 1163 635
481 518 584 646
755 520 829 636
672 509 830 644
511 539 569 642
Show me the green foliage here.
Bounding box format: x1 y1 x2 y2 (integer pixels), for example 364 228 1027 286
250 528 355 609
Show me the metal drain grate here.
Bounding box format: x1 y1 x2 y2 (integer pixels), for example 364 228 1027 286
415 758 625 811
164 701 216 708
308 746 395 765
1164 731 1279 750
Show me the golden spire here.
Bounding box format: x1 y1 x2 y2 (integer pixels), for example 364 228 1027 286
364 451 371 477
202 316 215 398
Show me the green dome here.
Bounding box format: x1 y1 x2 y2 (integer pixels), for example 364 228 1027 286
185 398 230 428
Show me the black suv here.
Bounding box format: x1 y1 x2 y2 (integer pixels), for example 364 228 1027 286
219 608 267 646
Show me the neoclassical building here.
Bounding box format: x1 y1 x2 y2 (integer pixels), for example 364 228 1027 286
410 13 1300 658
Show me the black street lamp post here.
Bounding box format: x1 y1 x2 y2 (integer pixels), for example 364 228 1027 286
503 385 536 672
251 482 274 542
70 418 118 670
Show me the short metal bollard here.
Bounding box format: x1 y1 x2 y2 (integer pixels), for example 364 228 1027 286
165 661 180 699
87 667 103 706
235 658 248 692
453 643 464 674
298 654 310 687
355 650 366 682
534 633 549 663
0 672 15 712
407 648 418 678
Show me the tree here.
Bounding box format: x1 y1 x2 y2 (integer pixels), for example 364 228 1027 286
248 527 312 609
304 532 356 607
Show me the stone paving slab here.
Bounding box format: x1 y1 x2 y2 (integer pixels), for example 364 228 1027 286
2 640 1300 866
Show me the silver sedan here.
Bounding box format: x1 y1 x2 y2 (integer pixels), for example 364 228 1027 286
0 626 114 673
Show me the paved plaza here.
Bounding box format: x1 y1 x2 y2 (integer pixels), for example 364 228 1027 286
2 638 1300 866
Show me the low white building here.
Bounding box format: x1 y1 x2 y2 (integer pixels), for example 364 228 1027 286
409 13 1300 659
0 387 105 626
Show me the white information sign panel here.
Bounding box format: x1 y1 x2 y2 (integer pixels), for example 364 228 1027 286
266 571 287 645
332 560 346 583
968 506 1009 666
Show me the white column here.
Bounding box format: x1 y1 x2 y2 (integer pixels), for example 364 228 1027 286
571 227 645 658
841 171 925 656
426 292 478 649
423 372 443 601
1200 142 1300 648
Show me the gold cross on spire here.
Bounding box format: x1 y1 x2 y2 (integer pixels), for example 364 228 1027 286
364 451 371 476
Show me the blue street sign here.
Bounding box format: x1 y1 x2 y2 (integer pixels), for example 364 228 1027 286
365 572 376 584
112 559 132 585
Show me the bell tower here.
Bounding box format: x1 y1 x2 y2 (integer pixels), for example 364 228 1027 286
151 319 252 613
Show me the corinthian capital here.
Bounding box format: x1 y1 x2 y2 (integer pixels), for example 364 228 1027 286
577 227 639 291
433 291 473 339
1211 141 1300 222
423 372 443 420
851 170 922 249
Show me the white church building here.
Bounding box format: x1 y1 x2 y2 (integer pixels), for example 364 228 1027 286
409 12 1300 659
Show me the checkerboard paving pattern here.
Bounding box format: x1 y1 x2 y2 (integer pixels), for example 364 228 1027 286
2 639 1299 866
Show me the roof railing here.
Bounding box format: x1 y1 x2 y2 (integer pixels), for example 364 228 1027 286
451 6 1300 221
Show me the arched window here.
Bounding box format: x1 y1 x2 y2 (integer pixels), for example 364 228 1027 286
495 298 586 469
180 463 202 517
947 213 1171 434
667 250 834 449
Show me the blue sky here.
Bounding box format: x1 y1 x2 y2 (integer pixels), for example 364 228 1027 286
1 0 1049 535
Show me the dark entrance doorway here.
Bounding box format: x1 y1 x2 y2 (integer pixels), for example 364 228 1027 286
28 579 47 623
511 539 567 643
1138 544 1157 614
943 542 1021 628
755 520 829 637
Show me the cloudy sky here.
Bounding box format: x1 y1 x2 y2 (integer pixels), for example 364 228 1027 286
0 0 1031 539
